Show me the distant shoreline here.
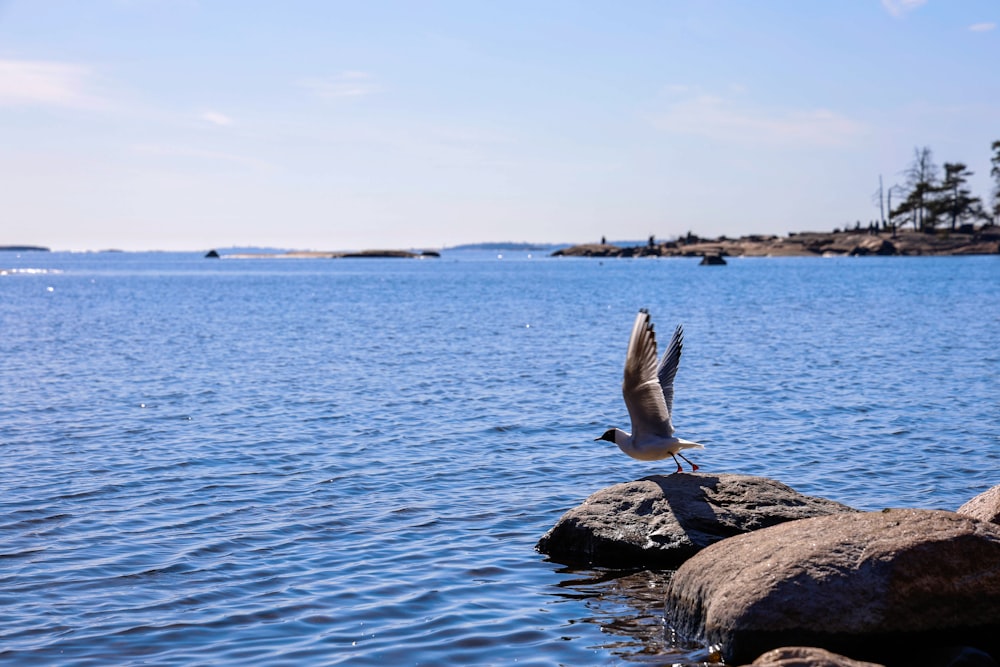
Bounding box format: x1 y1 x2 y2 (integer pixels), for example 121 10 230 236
6 226 1000 257
553 226 1000 258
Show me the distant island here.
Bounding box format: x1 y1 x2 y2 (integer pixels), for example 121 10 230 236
206 249 440 259
553 225 1000 259
0 245 50 252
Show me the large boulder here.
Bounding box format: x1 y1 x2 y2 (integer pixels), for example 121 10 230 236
665 509 1000 665
536 473 854 568
958 485 1000 525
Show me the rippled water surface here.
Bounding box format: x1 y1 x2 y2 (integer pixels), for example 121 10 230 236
2 251 998 665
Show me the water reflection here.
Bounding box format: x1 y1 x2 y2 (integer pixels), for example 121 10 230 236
552 567 722 665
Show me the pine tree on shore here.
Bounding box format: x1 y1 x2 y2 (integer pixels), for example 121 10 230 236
934 162 987 230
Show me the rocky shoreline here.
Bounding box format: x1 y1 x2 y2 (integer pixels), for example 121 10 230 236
538 474 1000 666
552 226 1000 259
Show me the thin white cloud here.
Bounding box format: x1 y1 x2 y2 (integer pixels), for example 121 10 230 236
0 59 106 108
969 22 996 32
652 94 866 147
299 71 382 100
881 0 927 18
201 110 233 126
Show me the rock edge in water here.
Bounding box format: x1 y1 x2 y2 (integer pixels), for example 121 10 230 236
957 485 1000 525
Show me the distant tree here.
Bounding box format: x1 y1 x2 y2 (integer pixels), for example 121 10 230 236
886 183 906 235
872 175 887 229
933 162 987 230
991 140 1000 223
891 147 940 231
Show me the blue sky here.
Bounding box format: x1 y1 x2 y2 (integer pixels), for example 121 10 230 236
1 0 997 251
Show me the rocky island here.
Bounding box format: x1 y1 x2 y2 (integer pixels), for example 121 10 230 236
552 225 1000 259
0 245 50 252
205 249 440 259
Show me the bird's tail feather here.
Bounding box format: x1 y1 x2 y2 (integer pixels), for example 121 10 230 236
676 439 704 450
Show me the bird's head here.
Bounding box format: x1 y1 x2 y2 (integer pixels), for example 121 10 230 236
595 429 617 444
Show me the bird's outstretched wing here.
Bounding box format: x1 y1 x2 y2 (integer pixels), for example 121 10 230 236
622 309 673 439
656 324 683 429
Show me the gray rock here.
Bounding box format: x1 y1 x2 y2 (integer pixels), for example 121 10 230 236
536 473 854 568
743 646 884 667
958 485 1000 525
849 236 896 256
665 509 1000 665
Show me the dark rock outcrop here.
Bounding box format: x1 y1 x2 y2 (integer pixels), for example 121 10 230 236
536 473 854 568
551 243 624 257
665 509 1000 665
958 485 1000 525
700 253 727 265
979 225 1000 241
848 236 897 256
339 249 420 258
204 249 220 258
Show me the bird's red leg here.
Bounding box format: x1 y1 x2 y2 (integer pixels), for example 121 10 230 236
670 454 683 473
678 453 699 472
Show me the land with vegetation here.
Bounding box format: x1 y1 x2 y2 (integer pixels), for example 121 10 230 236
553 225 1000 258
557 140 1000 259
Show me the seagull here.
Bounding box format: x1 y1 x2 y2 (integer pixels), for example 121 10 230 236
596 309 704 473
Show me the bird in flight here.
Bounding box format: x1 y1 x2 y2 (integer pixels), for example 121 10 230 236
596 309 704 473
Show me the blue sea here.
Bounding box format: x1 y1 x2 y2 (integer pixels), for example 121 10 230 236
2 250 998 665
